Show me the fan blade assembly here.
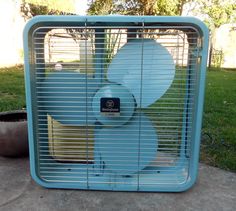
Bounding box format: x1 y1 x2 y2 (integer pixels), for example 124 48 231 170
107 39 175 107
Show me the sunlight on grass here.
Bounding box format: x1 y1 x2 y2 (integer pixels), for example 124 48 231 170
201 69 236 172
0 65 26 111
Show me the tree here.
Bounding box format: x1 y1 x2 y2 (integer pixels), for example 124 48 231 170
196 0 236 67
88 0 114 15
20 0 75 20
88 0 236 28
198 0 236 30
88 0 190 16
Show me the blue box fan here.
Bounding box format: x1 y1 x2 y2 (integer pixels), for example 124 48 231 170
23 16 209 192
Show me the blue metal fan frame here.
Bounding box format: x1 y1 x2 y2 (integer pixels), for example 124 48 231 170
23 15 209 192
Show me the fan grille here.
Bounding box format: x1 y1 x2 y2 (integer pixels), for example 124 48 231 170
28 20 204 191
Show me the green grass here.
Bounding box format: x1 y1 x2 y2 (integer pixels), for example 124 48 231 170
0 65 235 172
0 66 26 112
201 68 236 172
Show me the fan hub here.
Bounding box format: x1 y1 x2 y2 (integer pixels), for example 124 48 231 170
92 84 136 126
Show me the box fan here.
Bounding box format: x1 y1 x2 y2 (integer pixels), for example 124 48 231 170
24 16 209 192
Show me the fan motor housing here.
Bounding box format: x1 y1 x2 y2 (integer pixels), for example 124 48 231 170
24 16 209 192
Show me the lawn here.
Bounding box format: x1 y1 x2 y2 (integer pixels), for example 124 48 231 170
0 66 235 172
0 66 25 111
201 68 236 172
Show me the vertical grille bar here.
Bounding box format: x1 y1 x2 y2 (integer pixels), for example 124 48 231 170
85 19 89 189
137 20 145 190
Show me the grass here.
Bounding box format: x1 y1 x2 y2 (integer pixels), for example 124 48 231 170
0 65 235 172
201 68 236 172
0 65 26 112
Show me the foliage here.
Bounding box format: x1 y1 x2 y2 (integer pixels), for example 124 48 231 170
88 0 236 30
155 0 188 16
88 0 114 15
88 0 190 16
198 0 236 29
20 0 75 19
24 0 75 12
211 48 223 68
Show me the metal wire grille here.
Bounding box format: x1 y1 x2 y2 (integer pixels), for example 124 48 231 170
31 22 201 190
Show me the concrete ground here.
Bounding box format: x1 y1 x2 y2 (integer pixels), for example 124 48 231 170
0 157 235 211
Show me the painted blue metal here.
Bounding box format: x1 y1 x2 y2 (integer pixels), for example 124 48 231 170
94 29 105 84
24 15 209 192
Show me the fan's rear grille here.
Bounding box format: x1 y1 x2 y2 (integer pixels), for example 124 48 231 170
31 23 201 190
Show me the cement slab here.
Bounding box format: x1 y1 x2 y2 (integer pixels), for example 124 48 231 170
0 157 235 211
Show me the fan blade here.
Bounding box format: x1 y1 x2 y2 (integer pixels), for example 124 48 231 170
92 83 136 127
107 39 175 108
95 113 157 175
39 71 97 125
